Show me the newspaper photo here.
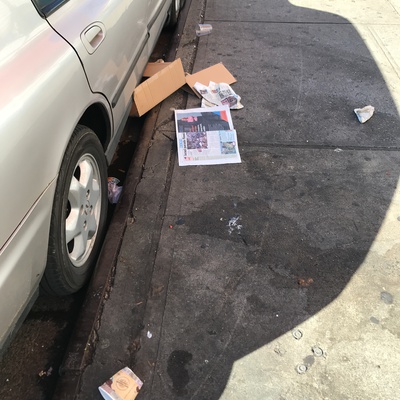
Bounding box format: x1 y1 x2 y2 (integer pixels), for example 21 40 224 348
174 106 241 166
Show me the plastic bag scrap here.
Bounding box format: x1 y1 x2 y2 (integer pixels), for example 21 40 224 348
193 81 244 109
354 105 374 123
196 24 212 36
108 177 122 204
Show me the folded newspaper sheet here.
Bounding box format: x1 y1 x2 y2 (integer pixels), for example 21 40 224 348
174 106 241 166
193 81 244 109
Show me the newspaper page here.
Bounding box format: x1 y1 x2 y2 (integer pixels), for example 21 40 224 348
193 81 244 109
174 106 241 166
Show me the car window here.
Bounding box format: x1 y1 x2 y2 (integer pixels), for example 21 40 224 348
31 0 68 16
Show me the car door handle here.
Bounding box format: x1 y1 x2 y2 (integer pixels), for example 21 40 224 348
81 23 106 54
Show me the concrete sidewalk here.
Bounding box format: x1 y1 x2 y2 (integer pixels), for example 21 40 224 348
61 0 400 399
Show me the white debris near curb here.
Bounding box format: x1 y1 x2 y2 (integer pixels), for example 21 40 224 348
196 24 212 36
354 105 375 123
227 216 242 234
194 81 244 109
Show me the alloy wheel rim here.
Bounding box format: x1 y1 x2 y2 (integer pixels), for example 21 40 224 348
65 153 102 267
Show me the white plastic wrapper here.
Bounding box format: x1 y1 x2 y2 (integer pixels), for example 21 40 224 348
196 24 212 36
354 105 375 123
194 81 244 109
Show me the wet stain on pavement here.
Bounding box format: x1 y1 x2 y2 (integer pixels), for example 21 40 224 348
185 196 269 246
184 195 371 316
380 291 394 304
247 294 275 315
303 355 315 368
167 350 193 395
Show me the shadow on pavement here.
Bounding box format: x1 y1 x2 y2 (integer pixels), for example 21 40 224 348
71 1 400 399
138 0 400 398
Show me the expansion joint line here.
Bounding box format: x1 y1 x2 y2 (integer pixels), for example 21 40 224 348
204 19 354 25
240 142 400 152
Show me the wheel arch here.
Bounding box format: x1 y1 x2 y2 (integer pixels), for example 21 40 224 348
78 102 112 151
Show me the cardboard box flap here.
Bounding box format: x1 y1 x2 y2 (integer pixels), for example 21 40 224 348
185 63 237 93
131 58 186 117
143 61 171 77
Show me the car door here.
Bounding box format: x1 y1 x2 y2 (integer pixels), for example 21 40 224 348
44 0 149 135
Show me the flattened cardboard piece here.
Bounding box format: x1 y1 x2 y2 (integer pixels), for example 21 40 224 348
130 58 186 117
185 63 237 97
143 62 171 77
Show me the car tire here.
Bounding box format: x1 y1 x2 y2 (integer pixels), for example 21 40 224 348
41 125 108 296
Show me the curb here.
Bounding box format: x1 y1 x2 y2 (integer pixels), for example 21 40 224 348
53 105 162 400
52 1 200 398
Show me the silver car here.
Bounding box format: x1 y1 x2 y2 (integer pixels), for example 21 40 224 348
0 0 184 354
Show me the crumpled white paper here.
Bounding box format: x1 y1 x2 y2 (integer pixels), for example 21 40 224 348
194 81 244 109
354 105 375 123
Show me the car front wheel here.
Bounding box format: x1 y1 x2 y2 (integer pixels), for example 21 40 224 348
41 125 108 296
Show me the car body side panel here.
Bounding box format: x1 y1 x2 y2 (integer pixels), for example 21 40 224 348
0 3 111 250
0 0 112 352
0 0 178 354
148 0 170 33
46 0 149 135
0 179 56 350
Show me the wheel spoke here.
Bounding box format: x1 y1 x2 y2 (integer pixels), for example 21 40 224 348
78 159 94 189
86 213 98 240
89 179 100 207
70 230 89 261
65 209 83 243
69 175 86 209
78 158 101 207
